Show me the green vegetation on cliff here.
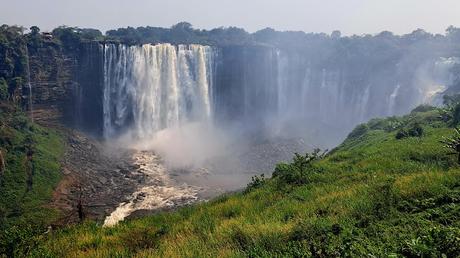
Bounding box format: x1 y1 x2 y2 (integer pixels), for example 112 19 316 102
0 104 64 256
26 106 460 257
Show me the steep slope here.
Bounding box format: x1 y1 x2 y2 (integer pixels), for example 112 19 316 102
28 106 460 257
0 104 64 244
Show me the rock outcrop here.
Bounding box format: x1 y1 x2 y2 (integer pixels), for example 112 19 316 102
28 41 103 135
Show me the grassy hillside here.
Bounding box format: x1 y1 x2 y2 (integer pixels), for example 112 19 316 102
0 104 64 256
25 106 460 257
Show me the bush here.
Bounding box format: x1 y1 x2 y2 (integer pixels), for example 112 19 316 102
396 129 409 139
8 77 23 97
401 227 460 258
411 105 436 114
0 225 42 257
396 123 423 139
0 78 8 100
370 118 404 132
347 124 369 139
452 103 460 125
244 174 266 193
408 123 424 137
272 150 324 185
290 220 344 257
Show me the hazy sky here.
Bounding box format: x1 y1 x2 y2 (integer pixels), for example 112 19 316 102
1 0 460 35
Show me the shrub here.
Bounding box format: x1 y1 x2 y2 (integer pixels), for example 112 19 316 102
0 225 42 257
408 123 424 137
452 103 460 125
396 129 409 139
347 124 368 139
0 78 8 100
272 150 325 185
244 174 266 193
439 108 453 123
440 127 460 164
429 226 460 257
290 220 343 257
8 77 23 97
396 123 423 139
411 105 436 114
368 118 403 132
400 227 460 258
385 120 404 132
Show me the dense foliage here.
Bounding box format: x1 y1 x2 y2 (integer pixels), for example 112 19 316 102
17 106 459 257
0 25 28 104
0 104 64 257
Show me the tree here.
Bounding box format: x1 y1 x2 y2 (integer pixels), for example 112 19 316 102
331 30 341 40
171 22 193 31
440 127 460 164
446 25 460 41
29 26 40 36
272 149 326 185
76 28 103 41
52 26 82 50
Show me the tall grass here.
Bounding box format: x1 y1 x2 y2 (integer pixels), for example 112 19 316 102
22 108 460 257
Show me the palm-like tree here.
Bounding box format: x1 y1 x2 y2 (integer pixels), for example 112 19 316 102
441 127 460 164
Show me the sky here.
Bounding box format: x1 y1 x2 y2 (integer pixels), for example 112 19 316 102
1 0 460 36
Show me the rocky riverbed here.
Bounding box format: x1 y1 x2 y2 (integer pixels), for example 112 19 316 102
50 129 311 227
103 151 201 226
50 130 143 225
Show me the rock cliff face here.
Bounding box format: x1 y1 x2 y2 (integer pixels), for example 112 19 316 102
27 41 459 146
74 42 104 134
28 40 77 126
28 41 103 135
213 44 458 146
214 45 279 128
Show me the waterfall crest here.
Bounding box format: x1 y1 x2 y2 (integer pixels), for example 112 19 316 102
103 43 215 139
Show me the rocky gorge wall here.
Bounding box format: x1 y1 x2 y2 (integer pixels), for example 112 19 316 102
27 40 104 134
27 41 460 146
213 44 459 146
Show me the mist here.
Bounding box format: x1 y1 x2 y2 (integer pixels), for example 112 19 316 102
95 28 460 193
128 122 230 169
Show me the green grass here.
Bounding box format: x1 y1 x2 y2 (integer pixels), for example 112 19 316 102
11 107 460 257
0 105 64 256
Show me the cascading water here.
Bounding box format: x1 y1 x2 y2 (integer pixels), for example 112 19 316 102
100 44 460 162
103 43 215 139
388 84 401 116
102 43 216 226
25 46 33 121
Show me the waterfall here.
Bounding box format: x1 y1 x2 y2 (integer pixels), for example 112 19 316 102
25 46 33 121
103 43 215 139
388 84 401 116
100 43 459 146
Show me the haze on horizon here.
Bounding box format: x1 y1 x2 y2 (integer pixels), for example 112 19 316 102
1 0 460 36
